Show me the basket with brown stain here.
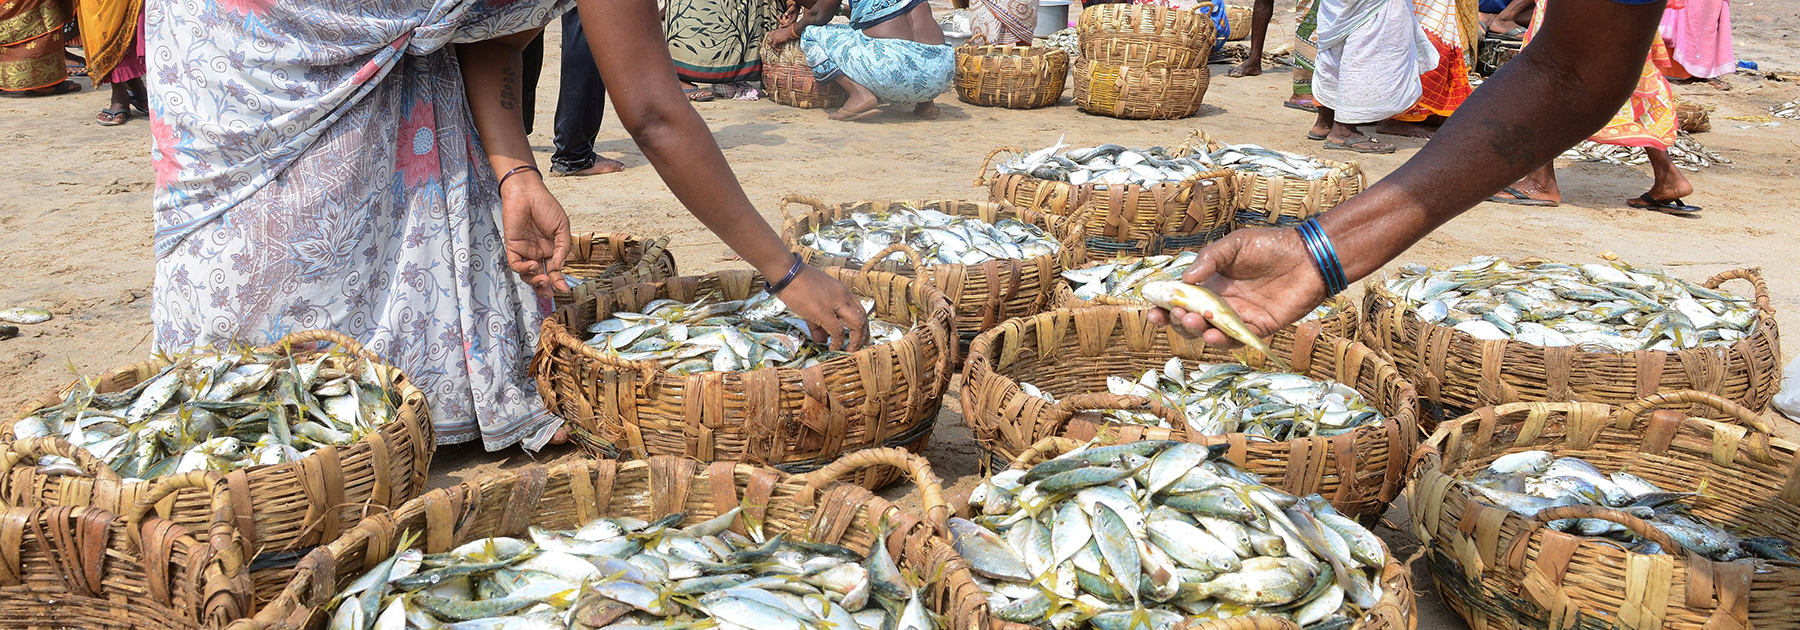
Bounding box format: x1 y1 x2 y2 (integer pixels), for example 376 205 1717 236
1076 3 1217 69
232 449 986 630
1189 130 1367 229
533 269 957 489
954 44 1069 110
556 232 679 307
0 330 434 606
1074 57 1212 121
959 436 1417 630
0 472 253 630
1361 268 1781 421
1406 392 1800 630
782 197 1083 345
961 306 1420 519
762 36 846 109
976 145 1234 258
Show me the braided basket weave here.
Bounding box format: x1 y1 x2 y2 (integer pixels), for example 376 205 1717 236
1 330 434 606
1361 267 1781 421
0 472 253 630
954 44 1069 109
1076 4 1217 68
556 232 679 307
961 306 1420 518
1225 5 1251 40
1407 392 1800 630
977 144 1234 258
1189 130 1367 229
762 35 846 109
533 269 956 489
1074 57 1212 121
232 450 987 630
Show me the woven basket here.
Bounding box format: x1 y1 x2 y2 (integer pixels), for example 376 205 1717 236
954 44 1069 109
1076 4 1216 69
1048 257 1360 327
976 144 1234 258
762 35 846 109
0 472 253 630
1190 130 1367 229
1676 100 1713 133
1225 5 1250 40
1 330 435 607
1074 57 1212 121
233 449 987 630
961 306 1420 518
782 197 1083 346
1406 391 1800 630
556 232 679 307
1361 267 1782 421
959 436 1416 630
533 269 957 489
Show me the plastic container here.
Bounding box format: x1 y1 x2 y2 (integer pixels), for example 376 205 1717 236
1036 0 1071 37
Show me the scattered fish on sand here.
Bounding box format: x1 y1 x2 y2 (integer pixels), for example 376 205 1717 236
0 306 52 324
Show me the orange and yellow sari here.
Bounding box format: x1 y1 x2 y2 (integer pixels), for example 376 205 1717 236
77 0 142 83
1393 0 1477 121
1525 0 1678 148
0 0 71 91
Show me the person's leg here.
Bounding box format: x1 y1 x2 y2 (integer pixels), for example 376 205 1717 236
1491 0 1532 33
1376 116 1441 138
1625 147 1698 213
913 100 939 119
1230 0 1276 78
1489 163 1561 205
1309 106 1333 139
98 81 132 125
829 75 881 121
551 8 625 176
520 31 544 135
1322 110 1396 153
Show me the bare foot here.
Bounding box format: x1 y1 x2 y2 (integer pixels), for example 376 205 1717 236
913 101 940 119
1323 123 1396 154
1645 173 1694 202
1489 171 1562 206
829 76 880 121
550 426 570 444
1376 119 1437 138
563 157 625 176
1229 58 1262 78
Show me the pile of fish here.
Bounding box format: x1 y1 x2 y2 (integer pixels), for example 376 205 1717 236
328 509 936 630
1773 100 1798 120
956 440 1387 630
798 206 1060 266
1046 29 1080 57
1063 253 1199 302
0 306 51 340
1385 256 1761 351
996 137 1217 187
1019 358 1382 439
1201 143 1337 180
585 291 909 375
12 347 397 479
1560 131 1730 171
1462 451 1797 562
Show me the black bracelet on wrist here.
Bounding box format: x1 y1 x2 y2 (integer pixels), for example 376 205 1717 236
1295 217 1347 296
497 165 540 190
767 254 806 295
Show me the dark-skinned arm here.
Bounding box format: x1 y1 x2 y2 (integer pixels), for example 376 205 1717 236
577 0 870 350
770 0 842 44
1152 0 1666 344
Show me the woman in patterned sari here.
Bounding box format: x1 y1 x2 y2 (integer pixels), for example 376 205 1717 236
0 0 81 95
1486 0 1696 214
665 0 781 100
150 0 872 451
769 0 954 121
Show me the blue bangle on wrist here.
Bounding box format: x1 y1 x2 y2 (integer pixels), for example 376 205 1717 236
767 253 806 295
1295 217 1347 296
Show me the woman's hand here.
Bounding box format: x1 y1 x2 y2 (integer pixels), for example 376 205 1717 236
1145 227 1330 346
499 170 572 299
767 24 800 46
777 265 871 351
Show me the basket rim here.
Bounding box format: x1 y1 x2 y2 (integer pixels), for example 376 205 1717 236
778 197 1083 278
1187 129 1364 178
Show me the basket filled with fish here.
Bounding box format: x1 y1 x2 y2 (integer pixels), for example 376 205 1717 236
2 330 434 605
0 473 254 630
1051 252 1360 332
949 436 1415 630
533 269 956 489
782 197 1079 344
1406 391 1800 630
1073 58 1212 122
1363 256 1781 419
761 36 846 109
556 233 679 307
1188 130 1366 229
235 449 986 630
976 138 1234 256
954 44 1070 110
962 305 1419 518
1076 4 1216 69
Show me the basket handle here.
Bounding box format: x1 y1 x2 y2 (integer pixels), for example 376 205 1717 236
1042 393 1186 434
258 329 378 363
794 448 949 537
862 243 942 292
1517 504 1680 554
975 147 1025 188
1701 268 1774 315
1611 390 1771 435
0 436 124 485
1007 436 1087 471
122 471 246 572
780 194 831 230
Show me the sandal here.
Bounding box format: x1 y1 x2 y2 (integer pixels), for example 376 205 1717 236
1324 136 1396 154
1627 192 1701 216
1306 130 1328 141
1283 99 1319 113
1487 186 1558 207
683 86 715 102
97 107 130 126
1488 26 1526 41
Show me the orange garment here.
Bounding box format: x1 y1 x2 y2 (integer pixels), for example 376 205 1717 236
1525 0 1677 148
1392 0 1474 121
76 0 143 82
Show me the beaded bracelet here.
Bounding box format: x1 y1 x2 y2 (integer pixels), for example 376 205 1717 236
767 253 806 295
1295 217 1347 296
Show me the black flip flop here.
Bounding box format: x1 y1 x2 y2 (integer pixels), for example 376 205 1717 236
97 107 129 126
1324 136 1397 154
1283 100 1319 113
1628 192 1702 216
1306 131 1327 140
1487 186 1558 207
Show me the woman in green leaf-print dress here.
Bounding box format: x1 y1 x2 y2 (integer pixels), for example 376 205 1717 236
665 0 782 100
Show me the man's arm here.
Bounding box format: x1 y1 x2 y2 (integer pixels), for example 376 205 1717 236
1152 0 1668 344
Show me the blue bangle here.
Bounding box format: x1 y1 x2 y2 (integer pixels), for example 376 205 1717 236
1295 218 1347 296
767 253 806 295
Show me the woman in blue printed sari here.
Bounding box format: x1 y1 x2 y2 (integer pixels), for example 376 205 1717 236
767 0 954 121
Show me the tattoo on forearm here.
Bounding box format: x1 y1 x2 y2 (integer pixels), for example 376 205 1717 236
1478 117 1536 166
500 66 518 111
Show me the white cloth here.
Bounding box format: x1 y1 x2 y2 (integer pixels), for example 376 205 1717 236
1312 0 1439 124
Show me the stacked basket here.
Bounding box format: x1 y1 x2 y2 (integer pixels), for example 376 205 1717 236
762 35 846 109
954 44 1069 109
1073 4 1216 119
555 232 679 307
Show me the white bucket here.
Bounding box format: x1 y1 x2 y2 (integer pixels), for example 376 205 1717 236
1035 0 1072 38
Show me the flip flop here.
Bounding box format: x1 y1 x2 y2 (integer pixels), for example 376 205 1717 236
682 86 715 102
1628 192 1702 216
1487 186 1558 207
97 107 130 126
1324 136 1396 154
830 107 882 122
1282 99 1319 113
1306 131 1327 140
